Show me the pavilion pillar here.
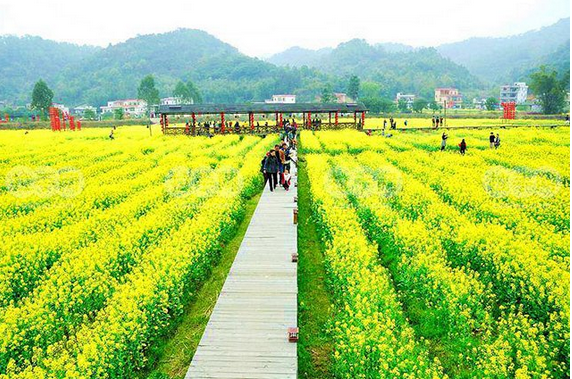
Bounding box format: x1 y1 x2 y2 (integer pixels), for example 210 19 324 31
329 112 332 126
191 113 196 135
249 112 254 131
354 112 357 124
361 111 365 129
275 112 278 127
279 113 283 128
302 113 306 129
221 112 225 134
335 111 339 126
308 111 312 129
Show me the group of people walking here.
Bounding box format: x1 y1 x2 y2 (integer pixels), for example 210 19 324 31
440 131 501 155
260 141 297 192
432 116 445 128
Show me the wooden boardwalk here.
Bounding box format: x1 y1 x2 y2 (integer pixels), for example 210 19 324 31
186 166 298 379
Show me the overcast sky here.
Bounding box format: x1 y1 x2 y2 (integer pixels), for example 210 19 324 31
0 0 569 57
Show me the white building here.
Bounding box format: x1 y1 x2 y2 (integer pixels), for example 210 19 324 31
265 94 296 104
71 105 97 116
472 98 488 110
53 103 70 115
396 93 416 109
100 99 147 117
161 97 188 106
500 82 528 104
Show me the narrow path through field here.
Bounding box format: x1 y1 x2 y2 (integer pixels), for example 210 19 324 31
185 166 298 379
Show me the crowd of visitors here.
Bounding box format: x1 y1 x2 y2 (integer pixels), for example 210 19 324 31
260 136 297 192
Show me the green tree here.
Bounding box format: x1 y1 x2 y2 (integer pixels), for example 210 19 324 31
485 97 498 111
114 108 124 120
397 98 408 112
379 98 396 114
363 97 396 114
30 79 54 117
83 109 96 120
173 81 192 103
186 81 203 103
412 98 427 113
137 75 160 115
361 82 381 98
428 100 440 111
321 84 335 103
347 75 360 101
361 97 383 113
529 66 568 114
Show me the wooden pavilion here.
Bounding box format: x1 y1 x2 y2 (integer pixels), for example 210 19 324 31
158 102 368 135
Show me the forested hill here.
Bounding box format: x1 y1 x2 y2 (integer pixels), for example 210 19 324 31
0 29 481 106
275 39 481 100
1 19 569 107
436 17 570 83
0 36 100 103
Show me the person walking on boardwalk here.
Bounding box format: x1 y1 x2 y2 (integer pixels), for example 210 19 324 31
432 117 436 128
263 150 280 192
440 117 444 127
459 139 467 155
494 133 501 149
384 119 387 129
274 144 286 184
441 132 448 151
489 132 496 148
435 117 440 129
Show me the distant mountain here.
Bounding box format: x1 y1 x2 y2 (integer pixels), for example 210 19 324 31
0 29 327 106
436 17 570 83
268 38 481 99
266 46 332 67
0 36 100 103
0 18 569 107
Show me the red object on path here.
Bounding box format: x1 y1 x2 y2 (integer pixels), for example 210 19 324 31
288 327 299 342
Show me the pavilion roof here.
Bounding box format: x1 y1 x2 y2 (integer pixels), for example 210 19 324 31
158 102 368 115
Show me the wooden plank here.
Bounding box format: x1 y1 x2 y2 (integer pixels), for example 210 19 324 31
185 164 298 378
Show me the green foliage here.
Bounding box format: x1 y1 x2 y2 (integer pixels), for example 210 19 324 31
428 100 441 111
114 108 124 120
173 81 191 103
83 109 97 120
321 84 335 103
361 82 381 98
347 75 360 100
529 66 569 114
186 81 203 104
397 98 408 112
138 75 160 114
362 97 396 114
412 98 427 113
30 79 54 116
485 97 498 111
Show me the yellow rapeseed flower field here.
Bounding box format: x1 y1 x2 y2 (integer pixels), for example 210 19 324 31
0 126 277 378
0 125 568 378
302 127 569 378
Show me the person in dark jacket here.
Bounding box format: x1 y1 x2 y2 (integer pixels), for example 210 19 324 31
489 132 496 148
263 150 280 192
459 139 467 155
441 132 448 151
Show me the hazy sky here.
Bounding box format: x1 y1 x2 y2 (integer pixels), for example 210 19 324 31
0 0 569 57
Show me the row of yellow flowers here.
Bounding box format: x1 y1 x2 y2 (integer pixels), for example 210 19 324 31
304 129 569 377
0 136 257 310
305 153 446 378
334 152 563 377
0 129 272 376
1 134 275 378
